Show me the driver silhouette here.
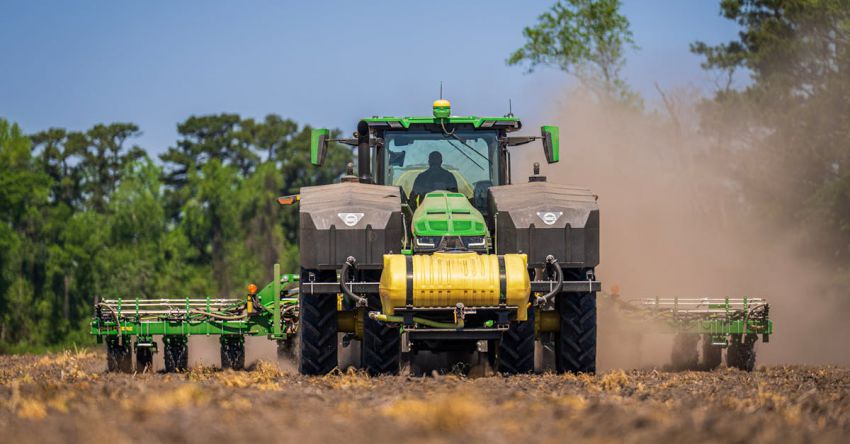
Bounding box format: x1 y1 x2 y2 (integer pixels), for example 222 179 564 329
410 151 458 204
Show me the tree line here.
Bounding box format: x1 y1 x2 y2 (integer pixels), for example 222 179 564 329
0 115 350 352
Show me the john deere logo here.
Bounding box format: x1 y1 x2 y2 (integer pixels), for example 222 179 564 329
537 211 562 225
338 212 364 227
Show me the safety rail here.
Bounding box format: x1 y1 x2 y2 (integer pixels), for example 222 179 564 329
98 298 243 316
620 297 769 320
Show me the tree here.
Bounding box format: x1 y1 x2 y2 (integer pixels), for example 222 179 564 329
508 0 639 104
255 114 298 162
32 123 146 214
693 0 850 276
31 128 81 207
0 119 51 346
180 159 242 296
239 162 285 283
84 123 145 211
161 114 256 185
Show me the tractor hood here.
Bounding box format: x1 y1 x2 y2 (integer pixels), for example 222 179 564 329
411 191 489 252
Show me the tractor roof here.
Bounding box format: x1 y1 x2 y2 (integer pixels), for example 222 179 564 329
360 99 522 132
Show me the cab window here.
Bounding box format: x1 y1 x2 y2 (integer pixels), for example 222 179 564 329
384 130 499 202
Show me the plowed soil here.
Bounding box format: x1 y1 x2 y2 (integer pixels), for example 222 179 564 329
0 350 848 443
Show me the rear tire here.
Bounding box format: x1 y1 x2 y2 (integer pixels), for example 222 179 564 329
220 335 245 370
361 295 401 375
163 335 188 373
497 309 535 374
298 291 338 375
555 290 597 374
106 337 132 373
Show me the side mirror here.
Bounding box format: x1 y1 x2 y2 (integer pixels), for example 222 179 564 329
541 125 559 164
310 128 330 165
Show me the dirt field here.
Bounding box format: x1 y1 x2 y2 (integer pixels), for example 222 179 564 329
0 350 848 444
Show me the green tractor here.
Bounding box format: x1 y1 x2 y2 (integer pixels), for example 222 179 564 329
298 99 600 375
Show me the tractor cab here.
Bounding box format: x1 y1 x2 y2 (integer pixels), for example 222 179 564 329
383 128 498 210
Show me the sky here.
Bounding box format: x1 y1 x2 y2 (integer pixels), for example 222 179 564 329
0 1 742 155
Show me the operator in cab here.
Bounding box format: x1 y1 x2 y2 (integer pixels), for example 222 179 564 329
410 151 458 205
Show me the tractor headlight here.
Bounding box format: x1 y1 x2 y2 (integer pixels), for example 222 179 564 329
415 236 440 250
462 236 487 251
414 236 488 252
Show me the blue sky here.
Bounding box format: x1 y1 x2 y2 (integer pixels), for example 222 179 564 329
0 1 740 155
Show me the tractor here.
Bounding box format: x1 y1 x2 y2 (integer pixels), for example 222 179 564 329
296 98 600 375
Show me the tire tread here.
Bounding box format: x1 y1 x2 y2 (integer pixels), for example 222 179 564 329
555 291 597 374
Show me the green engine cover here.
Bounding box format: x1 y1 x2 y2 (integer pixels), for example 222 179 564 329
412 191 489 238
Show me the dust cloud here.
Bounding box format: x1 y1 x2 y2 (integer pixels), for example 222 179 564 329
520 88 850 369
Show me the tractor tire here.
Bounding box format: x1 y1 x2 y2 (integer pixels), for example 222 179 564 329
727 334 757 371
555 290 597 374
298 292 338 375
163 335 188 373
671 333 700 370
106 337 132 373
220 336 245 370
135 345 154 373
497 309 535 374
701 335 722 370
361 295 401 375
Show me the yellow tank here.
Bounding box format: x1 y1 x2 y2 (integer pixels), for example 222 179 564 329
379 252 531 320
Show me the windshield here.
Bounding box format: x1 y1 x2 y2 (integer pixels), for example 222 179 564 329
384 130 499 201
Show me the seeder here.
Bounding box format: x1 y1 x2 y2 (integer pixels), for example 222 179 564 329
91 267 299 372
610 293 772 371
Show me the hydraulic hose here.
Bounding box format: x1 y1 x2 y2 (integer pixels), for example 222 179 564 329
535 255 563 306
370 312 464 329
97 303 123 343
340 256 368 307
188 309 247 321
